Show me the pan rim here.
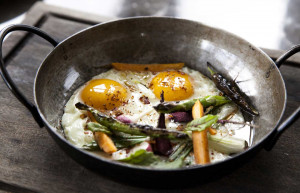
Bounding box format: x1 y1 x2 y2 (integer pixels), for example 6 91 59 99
33 16 287 172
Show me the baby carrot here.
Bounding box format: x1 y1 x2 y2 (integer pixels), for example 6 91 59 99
192 100 210 164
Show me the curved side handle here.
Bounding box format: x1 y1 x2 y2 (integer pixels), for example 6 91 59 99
275 45 300 68
265 45 300 151
0 24 59 127
265 107 300 151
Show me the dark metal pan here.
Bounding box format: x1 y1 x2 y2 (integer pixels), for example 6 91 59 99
0 17 299 186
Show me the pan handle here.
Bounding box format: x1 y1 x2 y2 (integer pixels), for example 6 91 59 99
0 24 59 128
264 45 300 151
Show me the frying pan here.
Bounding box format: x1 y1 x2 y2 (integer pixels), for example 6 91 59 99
0 17 299 185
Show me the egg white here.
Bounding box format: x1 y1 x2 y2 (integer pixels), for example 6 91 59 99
62 67 248 163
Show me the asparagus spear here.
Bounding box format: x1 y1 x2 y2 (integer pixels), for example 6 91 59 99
75 102 189 140
207 62 259 116
169 141 192 161
82 141 100 151
87 122 112 135
153 95 230 113
112 131 149 148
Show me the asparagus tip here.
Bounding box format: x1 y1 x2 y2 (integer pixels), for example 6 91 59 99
75 102 89 110
207 62 216 75
250 107 259 116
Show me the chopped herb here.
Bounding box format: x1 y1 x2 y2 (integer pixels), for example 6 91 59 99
185 115 218 132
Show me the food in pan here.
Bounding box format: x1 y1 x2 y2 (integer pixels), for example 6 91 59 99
61 63 257 168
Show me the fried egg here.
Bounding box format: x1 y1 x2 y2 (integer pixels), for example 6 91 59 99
61 66 249 163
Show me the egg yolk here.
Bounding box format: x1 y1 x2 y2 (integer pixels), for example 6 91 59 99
81 79 127 110
150 71 194 101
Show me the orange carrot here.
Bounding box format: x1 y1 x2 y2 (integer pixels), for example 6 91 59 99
111 63 184 72
87 112 117 154
94 132 117 154
192 100 210 164
208 127 217 135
